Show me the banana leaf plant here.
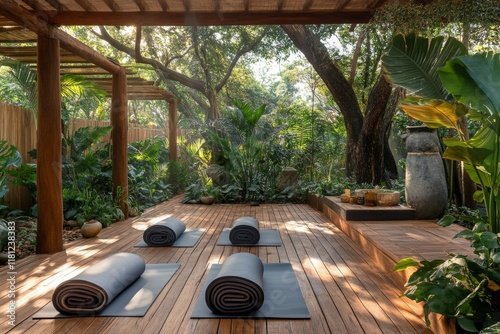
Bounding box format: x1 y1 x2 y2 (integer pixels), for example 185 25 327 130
384 34 500 235
383 34 500 333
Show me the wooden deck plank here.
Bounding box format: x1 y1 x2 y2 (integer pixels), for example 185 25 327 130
288 204 389 333
1 196 447 333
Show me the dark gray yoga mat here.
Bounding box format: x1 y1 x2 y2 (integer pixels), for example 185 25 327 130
33 262 180 318
192 260 310 319
205 253 265 315
142 217 187 246
217 228 281 246
134 228 205 247
229 216 260 244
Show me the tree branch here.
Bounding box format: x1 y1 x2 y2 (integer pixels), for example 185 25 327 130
94 26 206 93
215 27 268 92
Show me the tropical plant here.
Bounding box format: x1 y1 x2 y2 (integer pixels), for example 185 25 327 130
0 60 106 120
384 34 500 234
208 100 271 200
384 33 500 332
395 222 500 333
63 186 124 226
0 140 22 213
127 136 173 211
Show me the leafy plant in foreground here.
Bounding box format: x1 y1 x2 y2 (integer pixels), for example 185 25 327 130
395 222 500 333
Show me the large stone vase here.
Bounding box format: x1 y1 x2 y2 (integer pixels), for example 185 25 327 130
405 126 448 219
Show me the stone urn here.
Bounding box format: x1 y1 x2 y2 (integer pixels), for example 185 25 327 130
405 126 448 219
80 220 102 238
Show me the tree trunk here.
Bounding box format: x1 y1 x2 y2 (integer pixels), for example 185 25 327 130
282 25 394 184
354 74 393 184
281 25 363 176
206 89 220 121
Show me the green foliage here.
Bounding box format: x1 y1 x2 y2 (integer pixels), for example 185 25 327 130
373 0 500 46
0 60 37 111
0 219 7 252
382 32 468 100
389 50 500 234
167 160 193 195
0 140 24 214
271 100 347 182
207 100 271 200
385 34 500 331
395 221 500 332
0 60 106 119
63 186 124 227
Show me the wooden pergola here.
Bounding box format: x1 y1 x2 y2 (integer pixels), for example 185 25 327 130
0 0 409 254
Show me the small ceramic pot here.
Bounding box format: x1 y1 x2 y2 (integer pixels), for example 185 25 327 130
200 195 215 205
80 220 102 238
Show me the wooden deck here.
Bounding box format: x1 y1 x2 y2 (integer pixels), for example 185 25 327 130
1 195 470 334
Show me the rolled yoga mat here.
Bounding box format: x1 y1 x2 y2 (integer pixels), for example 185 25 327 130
205 252 265 315
229 216 260 245
143 217 186 247
52 252 146 315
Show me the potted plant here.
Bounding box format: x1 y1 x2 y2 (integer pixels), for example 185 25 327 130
383 33 500 333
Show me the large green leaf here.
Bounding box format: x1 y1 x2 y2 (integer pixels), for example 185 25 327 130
440 53 500 115
0 140 22 170
443 137 493 166
382 33 467 99
399 97 469 129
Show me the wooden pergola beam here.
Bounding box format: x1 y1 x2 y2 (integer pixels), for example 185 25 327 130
40 10 375 26
36 32 63 254
111 72 129 218
1 0 130 253
0 1 122 74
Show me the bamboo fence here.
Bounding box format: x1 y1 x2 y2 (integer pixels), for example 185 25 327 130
0 101 171 211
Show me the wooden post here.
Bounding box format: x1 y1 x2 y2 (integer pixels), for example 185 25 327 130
168 99 178 161
111 70 129 218
36 32 63 253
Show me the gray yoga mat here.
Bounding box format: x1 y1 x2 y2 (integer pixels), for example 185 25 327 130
135 228 205 247
142 217 187 246
229 216 260 244
191 259 310 319
205 253 264 314
217 228 281 246
33 261 180 318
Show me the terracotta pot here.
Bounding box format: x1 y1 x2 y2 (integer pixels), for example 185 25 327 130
80 220 102 238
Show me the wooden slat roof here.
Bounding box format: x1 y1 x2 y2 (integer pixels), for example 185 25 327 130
1 0 395 26
0 28 174 101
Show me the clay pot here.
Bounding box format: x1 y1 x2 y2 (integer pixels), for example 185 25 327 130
200 195 215 205
80 220 102 238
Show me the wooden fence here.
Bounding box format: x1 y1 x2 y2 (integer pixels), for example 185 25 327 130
0 101 171 211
